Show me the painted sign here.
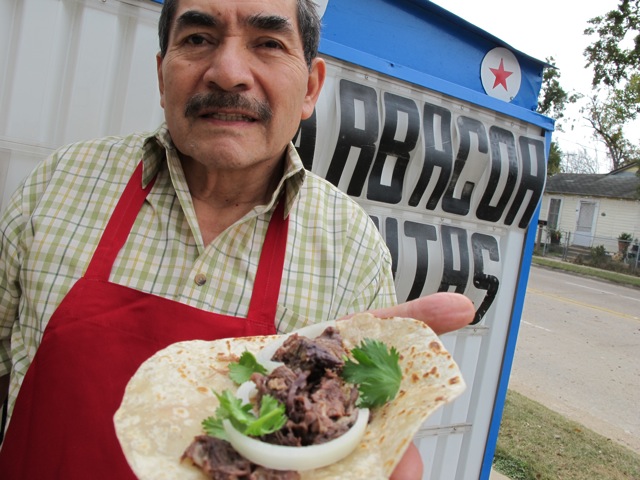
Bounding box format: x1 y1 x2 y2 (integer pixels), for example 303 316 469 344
296 59 546 325
481 47 523 102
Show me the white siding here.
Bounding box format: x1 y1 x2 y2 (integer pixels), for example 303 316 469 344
541 193 640 249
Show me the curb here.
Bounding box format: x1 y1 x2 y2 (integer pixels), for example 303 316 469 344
490 468 511 480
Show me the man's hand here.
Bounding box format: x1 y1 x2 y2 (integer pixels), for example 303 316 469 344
390 443 423 480
367 292 475 479
366 292 475 335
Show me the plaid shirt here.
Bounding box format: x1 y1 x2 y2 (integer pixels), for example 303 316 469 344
0 124 396 415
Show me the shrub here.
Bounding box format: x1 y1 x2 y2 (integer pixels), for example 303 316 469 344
618 232 633 241
590 245 609 266
549 229 562 244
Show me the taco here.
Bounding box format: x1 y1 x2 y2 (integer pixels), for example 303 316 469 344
114 313 465 479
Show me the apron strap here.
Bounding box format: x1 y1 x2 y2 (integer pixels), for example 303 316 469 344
84 162 155 280
247 200 288 329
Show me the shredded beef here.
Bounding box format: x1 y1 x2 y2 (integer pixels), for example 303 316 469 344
270 327 347 377
253 327 359 447
182 435 299 480
182 435 251 478
184 326 358 477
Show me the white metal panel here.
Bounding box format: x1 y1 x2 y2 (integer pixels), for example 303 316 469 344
0 0 163 211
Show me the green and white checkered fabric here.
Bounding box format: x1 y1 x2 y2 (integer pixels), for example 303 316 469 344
0 124 396 416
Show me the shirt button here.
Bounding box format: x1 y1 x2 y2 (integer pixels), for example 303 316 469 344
194 273 207 286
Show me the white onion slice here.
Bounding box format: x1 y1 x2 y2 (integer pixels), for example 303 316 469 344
227 319 366 471
235 381 258 405
223 407 369 471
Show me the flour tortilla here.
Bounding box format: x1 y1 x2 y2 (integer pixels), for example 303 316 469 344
114 313 465 479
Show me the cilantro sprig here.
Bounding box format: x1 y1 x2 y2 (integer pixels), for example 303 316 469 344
202 352 284 440
341 338 402 409
202 390 287 440
228 351 268 384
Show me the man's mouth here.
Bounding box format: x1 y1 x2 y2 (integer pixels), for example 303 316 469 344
200 112 256 122
185 92 272 123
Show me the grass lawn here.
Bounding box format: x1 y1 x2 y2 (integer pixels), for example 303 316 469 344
493 390 640 480
495 259 640 479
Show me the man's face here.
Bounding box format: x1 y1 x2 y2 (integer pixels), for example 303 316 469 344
157 0 324 172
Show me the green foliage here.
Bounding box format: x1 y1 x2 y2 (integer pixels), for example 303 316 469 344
532 256 640 284
537 58 579 175
341 338 402 409
583 2 640 171
618 232 633 241
538 57 580 131
547 141 563 175
589 244 608 263
584 0 640 89
548 229 562 244
202 390 287 440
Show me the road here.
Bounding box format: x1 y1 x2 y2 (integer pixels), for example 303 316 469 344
508 265 640 454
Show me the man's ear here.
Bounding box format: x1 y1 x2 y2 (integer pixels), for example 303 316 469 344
301 57 326 120
156 52 165 109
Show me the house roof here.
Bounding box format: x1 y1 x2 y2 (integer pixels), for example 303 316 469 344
545 172 640 200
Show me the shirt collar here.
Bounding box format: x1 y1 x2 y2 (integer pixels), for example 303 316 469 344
141 123 306 217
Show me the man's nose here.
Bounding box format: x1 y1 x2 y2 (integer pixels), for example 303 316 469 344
203 40 254 92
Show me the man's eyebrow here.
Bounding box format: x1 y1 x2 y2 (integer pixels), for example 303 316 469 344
246 13 295 35
174 10 217 33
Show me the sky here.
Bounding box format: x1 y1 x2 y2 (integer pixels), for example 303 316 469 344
430 0 625 172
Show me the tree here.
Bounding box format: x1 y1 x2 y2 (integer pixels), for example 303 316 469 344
563 147 600 174
546 141 563 175
537 57 579 175
583 91 640 171
584 0 640 170
584 0 640 89
538 57 579 130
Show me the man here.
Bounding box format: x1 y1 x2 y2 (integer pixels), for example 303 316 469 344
0 0 473 477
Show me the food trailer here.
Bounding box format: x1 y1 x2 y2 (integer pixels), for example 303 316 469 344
0 0 554 478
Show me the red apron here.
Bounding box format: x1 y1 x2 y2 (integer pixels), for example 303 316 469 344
0 162 286 478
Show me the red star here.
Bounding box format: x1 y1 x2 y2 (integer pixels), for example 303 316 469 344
490 58 513 90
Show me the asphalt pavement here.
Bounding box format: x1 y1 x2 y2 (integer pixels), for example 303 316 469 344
488 263 640 480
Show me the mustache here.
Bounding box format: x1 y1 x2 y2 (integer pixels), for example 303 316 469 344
184 92 273 122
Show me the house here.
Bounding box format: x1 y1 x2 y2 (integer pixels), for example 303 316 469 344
539 163 640 253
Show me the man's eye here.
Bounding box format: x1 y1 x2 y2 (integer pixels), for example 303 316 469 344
260 39 284 50
186 34 207 46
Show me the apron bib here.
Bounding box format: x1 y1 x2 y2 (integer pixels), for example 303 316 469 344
0 162 287 478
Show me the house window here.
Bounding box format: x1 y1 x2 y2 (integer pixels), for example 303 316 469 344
548 198 561 229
